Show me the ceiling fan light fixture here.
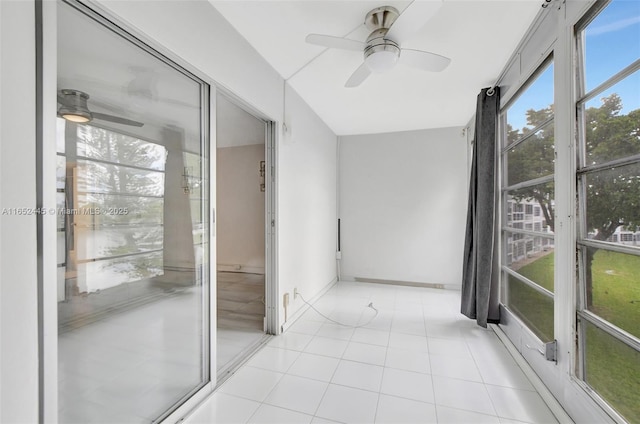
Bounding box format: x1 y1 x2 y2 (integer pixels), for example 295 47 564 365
57 89 93 123
58 109 92 123
364 45 400 73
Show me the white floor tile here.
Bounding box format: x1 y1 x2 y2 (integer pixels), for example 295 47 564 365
300 309 330 323
287 352 340 382
187 392 260 424
375 394 437 423
432 375 496 416
268 332 314 352
363 313 393 331
385 347 430 374
220 366 283 402
380 368 434 404
388 332 428 352
342 341 387 366
466 335 515 366
328 309 365 325
315 384 379 424
247 403 313 424
263 374 328 415
351 327 390 347
427 337 473 358
486 385 558 423
429 354 483 382
310 418 342 424
436 405 501 423
316 323 355 341
331 360 384 392
246 346 300 373
391 319 427 337
290 319 324 336
425 321 472 340
303 336 349 358
475 360 535 391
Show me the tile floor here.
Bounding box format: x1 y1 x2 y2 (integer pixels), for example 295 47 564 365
188 281 560 424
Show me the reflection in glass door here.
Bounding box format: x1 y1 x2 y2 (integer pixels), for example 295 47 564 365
56 2 209 422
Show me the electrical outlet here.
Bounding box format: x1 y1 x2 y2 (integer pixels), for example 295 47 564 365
294 288 298 300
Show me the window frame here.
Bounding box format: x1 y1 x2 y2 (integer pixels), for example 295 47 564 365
499 54 556 343
574 1 640 420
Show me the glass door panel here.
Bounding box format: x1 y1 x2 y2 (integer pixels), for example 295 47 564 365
56 2 209 422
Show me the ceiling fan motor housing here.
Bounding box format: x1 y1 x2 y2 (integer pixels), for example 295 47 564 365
363 6 401 73
58 89 93 122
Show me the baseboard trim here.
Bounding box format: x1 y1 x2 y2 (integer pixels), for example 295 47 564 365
345 275 459 291
217 264 265 275
281 277 337 333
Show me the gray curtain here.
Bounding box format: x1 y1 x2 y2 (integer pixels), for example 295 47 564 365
461 87 500 327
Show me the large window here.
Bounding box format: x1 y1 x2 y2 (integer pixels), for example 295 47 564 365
500 59 555 342
575 1 640 422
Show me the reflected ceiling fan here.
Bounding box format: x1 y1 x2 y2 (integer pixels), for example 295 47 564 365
306 0 450 87
57 89 144 127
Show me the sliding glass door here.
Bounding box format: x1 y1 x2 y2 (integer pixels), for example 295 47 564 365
56 2 210 422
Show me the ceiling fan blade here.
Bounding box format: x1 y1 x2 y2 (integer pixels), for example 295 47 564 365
386 0 443 43
345 63 372 88
92 112 144 127
399 48 451 72
306 34 364 52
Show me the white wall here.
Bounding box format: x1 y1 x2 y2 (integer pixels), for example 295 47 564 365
0 1 39 421
339 127 468 289
217 144 266 273
279 86 338 321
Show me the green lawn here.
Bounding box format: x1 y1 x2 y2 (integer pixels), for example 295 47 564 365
516 252 555 292
508 252 554 342
589 250 640 337
509 250 640 422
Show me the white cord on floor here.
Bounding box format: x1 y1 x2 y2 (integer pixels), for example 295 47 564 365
297 292 379 328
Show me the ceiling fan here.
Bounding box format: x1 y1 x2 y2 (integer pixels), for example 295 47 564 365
57 89 144 127
305 1 450 87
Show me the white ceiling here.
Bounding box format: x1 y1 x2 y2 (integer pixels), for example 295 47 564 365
209 0 542 136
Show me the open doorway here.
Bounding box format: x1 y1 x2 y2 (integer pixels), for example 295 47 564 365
216 93 270 376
